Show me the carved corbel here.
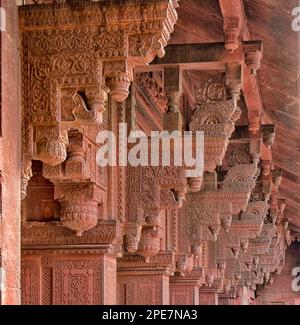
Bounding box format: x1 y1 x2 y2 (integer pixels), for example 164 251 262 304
126 164 186 261
183 200 223 253
223 17 241 53
262 124 275 148
42 130 92 182
124 223 142 253
224 259 241 287
175 253 194 276
251 222 276 254
191 69 241 173
243 41 263 75
104 61 132 102
222 160 258 212
232 200 269 240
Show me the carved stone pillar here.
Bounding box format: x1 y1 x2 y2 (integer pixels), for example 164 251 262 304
170 272 203 305
22 252 116 305
199 287 219 305
117 253 174 305
218 292 238 305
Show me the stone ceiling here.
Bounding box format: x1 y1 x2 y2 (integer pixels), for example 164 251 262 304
170 0 300 231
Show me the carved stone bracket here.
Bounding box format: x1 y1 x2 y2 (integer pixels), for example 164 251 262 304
191 67 242 172
243 41 263 75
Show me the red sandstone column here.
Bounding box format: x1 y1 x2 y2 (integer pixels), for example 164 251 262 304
170 274 202 305
218 293 238 305
0 0 21 305
22 253 117 305
199 287 219 305
118 272 170 305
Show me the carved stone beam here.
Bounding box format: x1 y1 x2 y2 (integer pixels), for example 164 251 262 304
136 41 263 72
219 0 264 136
118 251 176 275
22 220 119 252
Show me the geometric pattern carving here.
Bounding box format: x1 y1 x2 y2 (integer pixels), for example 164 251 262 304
21 259 40 305
54 259 101 305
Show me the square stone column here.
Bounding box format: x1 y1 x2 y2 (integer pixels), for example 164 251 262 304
218 293 238 305
21 253 117 305
118 272 170 305
170 273 203 305
199 287 219 305
117 252 175 305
